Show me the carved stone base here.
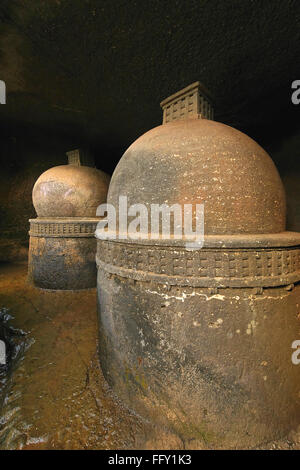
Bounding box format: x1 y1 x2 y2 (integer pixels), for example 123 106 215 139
28 218 99 290
96 237 300 448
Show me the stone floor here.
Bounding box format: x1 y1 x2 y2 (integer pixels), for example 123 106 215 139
0 263 299 450
0 263 147 449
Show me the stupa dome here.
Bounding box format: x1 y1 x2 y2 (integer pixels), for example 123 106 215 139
108 118 285 235
33 164 110 218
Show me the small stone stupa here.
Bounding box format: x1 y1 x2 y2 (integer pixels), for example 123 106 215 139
96 82 300 448
29 149 110 290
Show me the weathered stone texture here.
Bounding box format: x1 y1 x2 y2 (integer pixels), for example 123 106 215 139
29 219 99 290
97 84 300 448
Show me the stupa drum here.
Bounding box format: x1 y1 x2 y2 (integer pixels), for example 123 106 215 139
29 149 110 290
96 83 300 448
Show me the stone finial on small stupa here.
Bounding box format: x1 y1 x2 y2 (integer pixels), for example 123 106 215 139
160 81 214 124
66 148 95 167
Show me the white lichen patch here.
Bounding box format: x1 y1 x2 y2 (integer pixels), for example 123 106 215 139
208 318 223 329
145 288 225 303
246 319 258 335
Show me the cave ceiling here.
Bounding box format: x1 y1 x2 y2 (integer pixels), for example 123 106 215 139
0 0 299 172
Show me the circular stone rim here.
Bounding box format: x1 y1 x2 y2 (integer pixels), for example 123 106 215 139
29 217 100 238
95 230 300 249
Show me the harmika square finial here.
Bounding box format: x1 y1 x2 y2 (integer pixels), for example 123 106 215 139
66 149 95 167
160 81 214 124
